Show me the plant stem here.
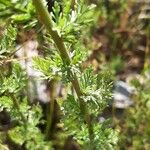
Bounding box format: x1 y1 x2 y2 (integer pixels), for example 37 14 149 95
45 80 56 139
45 99 54 139
32 0 94 145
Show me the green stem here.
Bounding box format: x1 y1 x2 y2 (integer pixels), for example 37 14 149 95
32 0 94 146
45 80 56 139
45 99 54 139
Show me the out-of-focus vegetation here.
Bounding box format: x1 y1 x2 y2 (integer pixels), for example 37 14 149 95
0 0 149 149
118 70 150 149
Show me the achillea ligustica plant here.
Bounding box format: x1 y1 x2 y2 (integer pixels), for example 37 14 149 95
0 0 118 149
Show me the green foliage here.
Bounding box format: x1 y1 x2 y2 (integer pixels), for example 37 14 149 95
33 0 118 149
8 104 53 150
58 67 116 149
75 123 118 150
61 94 118 149
0 0 36 28
0 24 17 58
32 0 118 149
33 41 87 83
50 0 96 43
33 54 62 80
118 70 150 149
0 0 119 149
0 96 13 112
0 63 27 94
0 22 53 149
80 68 113 114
